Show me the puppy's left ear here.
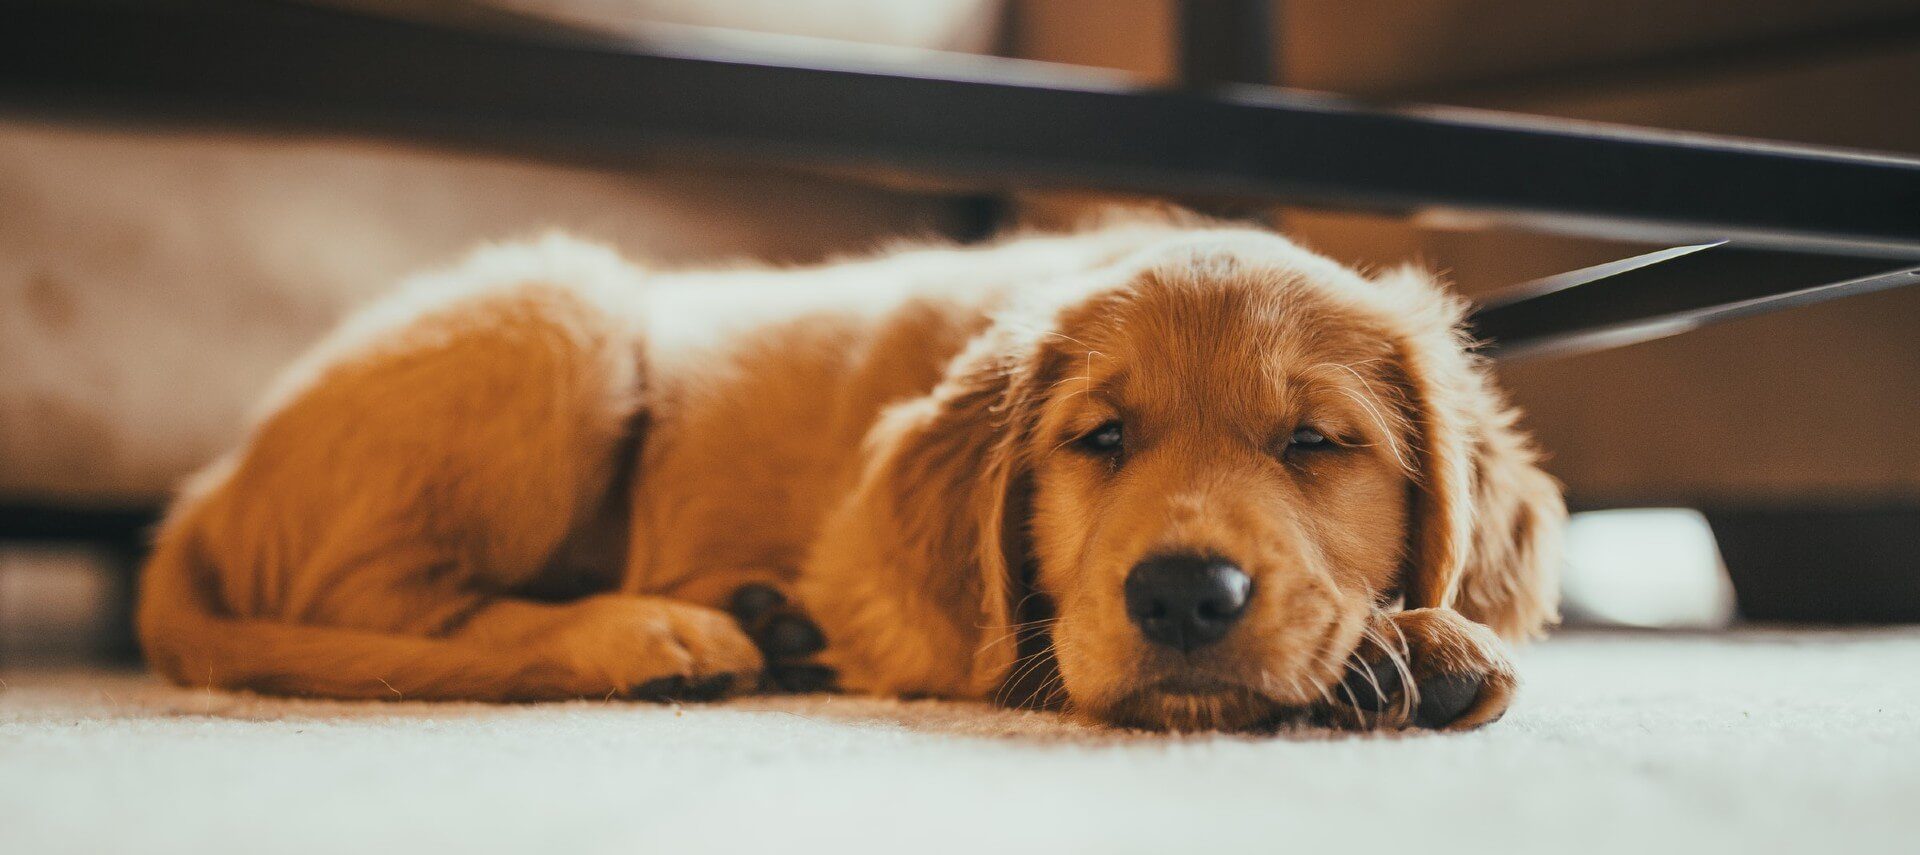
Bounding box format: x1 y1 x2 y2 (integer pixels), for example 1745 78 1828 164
1376 268 1566 640
803 319 1052 697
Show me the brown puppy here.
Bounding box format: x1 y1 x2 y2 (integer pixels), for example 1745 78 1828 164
138 214 1563 732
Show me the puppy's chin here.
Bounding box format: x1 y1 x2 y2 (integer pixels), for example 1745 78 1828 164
1094 681 1293 733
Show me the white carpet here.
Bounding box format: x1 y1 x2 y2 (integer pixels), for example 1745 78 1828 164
3 629 1917 854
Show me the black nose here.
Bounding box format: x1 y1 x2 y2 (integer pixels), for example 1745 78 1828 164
1124 553 1252 651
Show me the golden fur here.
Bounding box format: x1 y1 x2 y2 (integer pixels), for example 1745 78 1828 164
138 215 1564 732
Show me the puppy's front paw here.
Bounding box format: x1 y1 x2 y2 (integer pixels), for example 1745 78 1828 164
728 584 839 694
1326 608 1516 732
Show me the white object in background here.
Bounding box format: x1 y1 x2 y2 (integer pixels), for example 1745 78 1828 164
1560 508 1738 629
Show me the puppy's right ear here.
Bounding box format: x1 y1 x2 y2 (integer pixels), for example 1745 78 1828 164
801 318 1055 699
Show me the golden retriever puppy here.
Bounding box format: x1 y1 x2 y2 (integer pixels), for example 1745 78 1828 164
138 214 1563 732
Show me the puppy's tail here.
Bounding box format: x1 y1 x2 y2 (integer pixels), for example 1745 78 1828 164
136 508 569 703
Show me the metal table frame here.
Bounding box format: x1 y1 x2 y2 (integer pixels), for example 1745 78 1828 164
5 0 1918 356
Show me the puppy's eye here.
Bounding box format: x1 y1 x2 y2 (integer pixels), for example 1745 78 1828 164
1287 427 1332 452
1074 420 1125 456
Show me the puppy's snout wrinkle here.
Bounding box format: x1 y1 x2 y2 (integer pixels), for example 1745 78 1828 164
1124 553 1252 651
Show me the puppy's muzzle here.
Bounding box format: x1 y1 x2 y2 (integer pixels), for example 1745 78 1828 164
1123 553 1252 651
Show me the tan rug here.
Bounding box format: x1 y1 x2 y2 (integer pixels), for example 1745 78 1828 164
3 629 1917 854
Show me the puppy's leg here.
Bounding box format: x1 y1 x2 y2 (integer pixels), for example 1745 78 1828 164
1323 608 1518 731
148 571 761 702
450 595 763 700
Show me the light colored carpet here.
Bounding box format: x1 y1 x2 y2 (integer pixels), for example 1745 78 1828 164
3 629 1917 854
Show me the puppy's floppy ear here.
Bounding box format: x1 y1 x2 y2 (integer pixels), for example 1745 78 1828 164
1375 267 1566 640
805 316 1055 697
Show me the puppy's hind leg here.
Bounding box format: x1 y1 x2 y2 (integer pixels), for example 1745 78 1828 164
141 238 760 702
142 518 763 701
449 595 763 701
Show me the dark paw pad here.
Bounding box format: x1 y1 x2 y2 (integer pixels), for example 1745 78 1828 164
630 672 736 703
728 584 786 623
1338 659 1405 712
729 583 832 672
1412 672 1484 729
763 664 839 694
762 614 826 658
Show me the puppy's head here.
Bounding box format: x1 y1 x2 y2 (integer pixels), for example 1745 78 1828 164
1022 234 1450 730
835 226 1559 731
